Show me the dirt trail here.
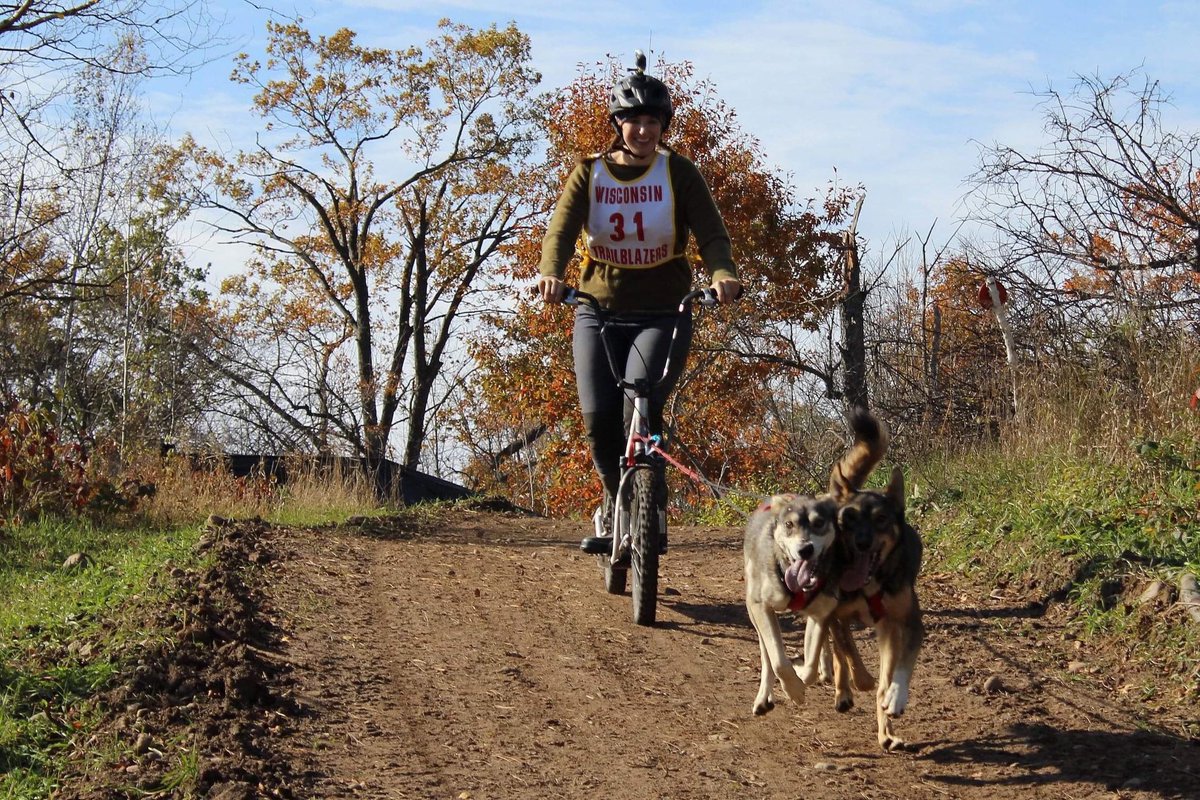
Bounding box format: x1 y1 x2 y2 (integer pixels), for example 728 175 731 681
255 509 1196 800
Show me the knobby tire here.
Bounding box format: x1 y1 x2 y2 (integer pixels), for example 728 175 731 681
630 467 660 626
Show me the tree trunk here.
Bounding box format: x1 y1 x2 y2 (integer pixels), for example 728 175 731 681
362 425 392 501
928 302 942 429
839 196 868 411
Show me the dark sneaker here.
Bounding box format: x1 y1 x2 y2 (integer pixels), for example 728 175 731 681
582 488 618 555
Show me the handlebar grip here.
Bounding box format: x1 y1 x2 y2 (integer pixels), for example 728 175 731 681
531 281 592 306
559 286 599 308
679 287 720 311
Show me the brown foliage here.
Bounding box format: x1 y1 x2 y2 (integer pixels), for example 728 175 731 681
156 20 541 472
971 71 1200 336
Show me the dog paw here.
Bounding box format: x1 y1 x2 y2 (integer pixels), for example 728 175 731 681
797 663 820 686
882 682 909 717
752 699 775 716
879 733 908 752
834 693 854 713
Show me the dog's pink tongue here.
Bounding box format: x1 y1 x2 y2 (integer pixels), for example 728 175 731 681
840 552 872 592
784 559 814 594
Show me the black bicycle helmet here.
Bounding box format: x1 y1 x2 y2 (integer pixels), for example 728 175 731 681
608 50 673 130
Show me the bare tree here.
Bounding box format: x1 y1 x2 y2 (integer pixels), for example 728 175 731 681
0 0 218 377
0 0 213 78
968 69 1200 331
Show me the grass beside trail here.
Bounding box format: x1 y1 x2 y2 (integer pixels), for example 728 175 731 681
908 431 1200 718
1 435 1196 795
685 412 1199 720
0 519 203 798
0 463 388 799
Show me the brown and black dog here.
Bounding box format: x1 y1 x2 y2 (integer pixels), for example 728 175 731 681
820 453 926 751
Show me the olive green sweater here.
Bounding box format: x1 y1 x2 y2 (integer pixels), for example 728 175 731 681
538 150 738 313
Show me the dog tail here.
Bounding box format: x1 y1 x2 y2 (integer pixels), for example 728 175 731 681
827 407 889 500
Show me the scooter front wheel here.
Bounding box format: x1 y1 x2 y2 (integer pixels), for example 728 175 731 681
629 467 660 626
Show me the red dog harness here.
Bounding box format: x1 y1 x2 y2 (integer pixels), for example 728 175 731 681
788 579 825 612
866 589 886 621
789 584 886 619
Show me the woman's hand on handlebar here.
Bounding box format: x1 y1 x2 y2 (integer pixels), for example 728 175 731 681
537 275 567 304
712 277 743 305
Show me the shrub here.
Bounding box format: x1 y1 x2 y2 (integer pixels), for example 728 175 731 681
0 406 139 528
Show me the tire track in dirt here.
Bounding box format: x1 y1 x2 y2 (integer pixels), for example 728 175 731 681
266 512 1197 800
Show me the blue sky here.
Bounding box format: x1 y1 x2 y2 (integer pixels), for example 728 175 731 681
155 0 1200 268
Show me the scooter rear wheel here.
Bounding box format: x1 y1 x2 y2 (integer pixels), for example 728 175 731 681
602 556 627 594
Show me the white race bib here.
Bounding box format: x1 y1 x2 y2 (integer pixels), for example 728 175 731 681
585 152 677 268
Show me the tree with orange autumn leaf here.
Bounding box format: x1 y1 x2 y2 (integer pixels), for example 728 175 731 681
0 208 218 455
464 56 853 517
966 70 1200 421
152 20 541 491
0 38 221 459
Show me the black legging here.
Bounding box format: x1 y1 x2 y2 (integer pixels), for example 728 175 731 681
573 305 693 497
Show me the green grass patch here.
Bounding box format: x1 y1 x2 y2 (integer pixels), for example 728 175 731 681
0 518 203 797
265 495 392 529
911 435 1199 582
908 432 1200 704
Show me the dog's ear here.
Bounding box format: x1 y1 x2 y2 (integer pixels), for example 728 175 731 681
766 493 796 513
885 465 905 512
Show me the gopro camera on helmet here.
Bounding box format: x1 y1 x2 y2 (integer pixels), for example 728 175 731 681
608 50 673 131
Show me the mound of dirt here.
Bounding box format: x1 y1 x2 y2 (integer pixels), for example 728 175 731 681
57 516 304 799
